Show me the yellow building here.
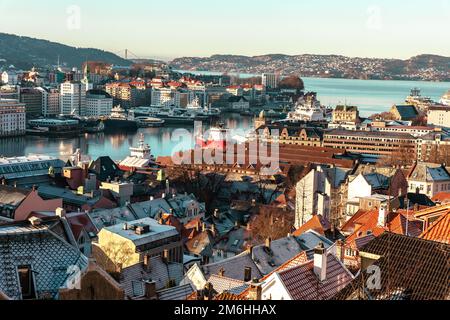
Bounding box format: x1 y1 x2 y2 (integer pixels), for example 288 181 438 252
96 218 182 272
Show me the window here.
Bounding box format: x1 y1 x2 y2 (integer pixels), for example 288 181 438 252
17 265 36 300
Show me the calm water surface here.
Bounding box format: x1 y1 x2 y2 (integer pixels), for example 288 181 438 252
1 78 449 160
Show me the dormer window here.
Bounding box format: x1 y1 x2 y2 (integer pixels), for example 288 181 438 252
18 265 36 300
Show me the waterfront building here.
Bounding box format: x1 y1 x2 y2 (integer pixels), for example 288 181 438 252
19 87 43 118
390 104 419 121
60 81 86 116
0 99 26 137
151 87 183 107
38 87 60 116
255 123 323 147
323 129 417 158
105 82 149 109
427 105 450 128
262 73 279 89
332 105 359 124
227 96 249 111
85 90 113 117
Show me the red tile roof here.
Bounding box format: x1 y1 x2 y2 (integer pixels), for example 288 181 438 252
344 209 423 249
432 192 450 204
277 254 353 300
293 215 331 237
420 212 450 244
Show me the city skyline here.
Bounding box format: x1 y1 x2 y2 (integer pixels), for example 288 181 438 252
0 0 449 60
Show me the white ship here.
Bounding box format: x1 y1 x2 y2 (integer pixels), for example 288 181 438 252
440 90 450 106
286 92 326 122
118 133 156 171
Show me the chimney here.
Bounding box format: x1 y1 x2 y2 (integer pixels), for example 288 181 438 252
377 206 387 227
29 217 42 227
55 207 66 218
162 249 170 263
265 237 272 249
248 279 262 300
219 268 225 277
313 242 327 282
123 223 128 230
213 209 220 219
1 178 6 185
244 267 252 282
210 224 217 237
143 255 151 271
336 240 345 263
144 280 157 300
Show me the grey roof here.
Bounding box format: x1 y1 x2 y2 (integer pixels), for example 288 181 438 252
0 185 29 207
296 230 334 251
131 194 205 220
0 219 88 300
392 105 419 120
37 185 100 207
363 173 390 190
208 274 248 295
251 236 303 275
0 156 65 180
89 205 139 230
409 163 450 182
324 167 351 189
203 251 263 281
120 256 184 298
103 218 179 247
157 284 193 300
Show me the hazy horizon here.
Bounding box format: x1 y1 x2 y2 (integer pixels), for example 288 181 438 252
0 0 449 60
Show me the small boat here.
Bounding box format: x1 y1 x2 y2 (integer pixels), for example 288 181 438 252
135 117 165 128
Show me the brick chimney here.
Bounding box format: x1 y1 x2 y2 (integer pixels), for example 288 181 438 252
313 242 327 282
143 255 151 271
144 280 157 300
162 249 170 264
335 240 345 263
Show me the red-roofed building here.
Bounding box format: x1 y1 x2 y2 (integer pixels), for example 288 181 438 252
420 212 450 244
246 244 353 300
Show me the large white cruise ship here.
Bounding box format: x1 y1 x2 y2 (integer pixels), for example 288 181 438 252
440 90 450 106
286 92 327 122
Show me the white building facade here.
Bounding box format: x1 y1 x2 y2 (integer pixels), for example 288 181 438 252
0 99 26 137
60 81 86 116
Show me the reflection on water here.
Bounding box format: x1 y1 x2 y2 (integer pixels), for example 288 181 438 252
0 115 253 161
1 77 449 159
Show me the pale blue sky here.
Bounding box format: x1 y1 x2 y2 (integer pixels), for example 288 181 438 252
0 0 448 60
